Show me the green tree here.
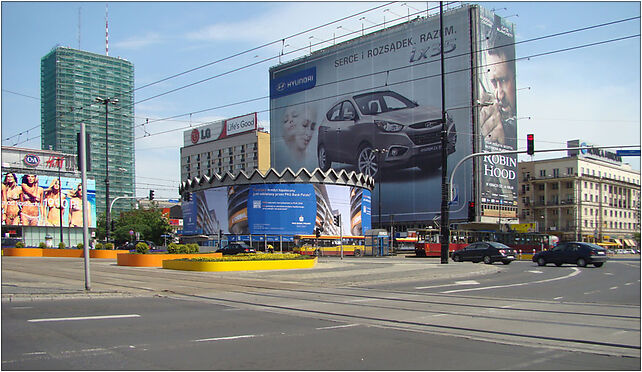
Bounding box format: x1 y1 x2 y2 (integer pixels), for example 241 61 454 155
111 206 172 245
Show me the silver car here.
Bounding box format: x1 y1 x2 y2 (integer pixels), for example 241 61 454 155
317 90 456 177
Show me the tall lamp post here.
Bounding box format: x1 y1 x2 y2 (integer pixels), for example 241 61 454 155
95 97 118 243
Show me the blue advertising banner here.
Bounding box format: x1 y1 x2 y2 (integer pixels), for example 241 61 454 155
247 184 316 235
180 197 201 235
270 67 317 98
361 190 372 232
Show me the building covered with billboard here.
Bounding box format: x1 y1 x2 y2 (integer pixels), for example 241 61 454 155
180 113 270 181
179 168 374 245
269 4 518 230
1 146 97 247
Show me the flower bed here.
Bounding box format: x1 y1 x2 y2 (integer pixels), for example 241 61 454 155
2 248 129 258
116 252 222 267
162 253 317 272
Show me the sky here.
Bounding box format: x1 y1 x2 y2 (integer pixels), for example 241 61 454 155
2 1 640 199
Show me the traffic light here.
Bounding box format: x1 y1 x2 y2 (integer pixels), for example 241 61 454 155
183 192 192 202
527 134 534 155
467 201 475 222
333 214 341 226
149 189 155 200
315 227 321 238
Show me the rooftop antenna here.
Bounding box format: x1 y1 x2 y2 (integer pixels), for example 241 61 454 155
77 7 81 49
105 3 109 56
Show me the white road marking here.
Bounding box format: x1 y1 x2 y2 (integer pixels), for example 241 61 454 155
604 272 614 275
624 282 635 286
28 314 140 323
316 324 360 330
526 270 542 274
500 305 513 308
553 296 563 300
194 334 256 342
346 298 378 303
11 306 33 310
23 352 47 356
432 314 448 317
441 268 581 294
415 280 479 290
610 286 618 290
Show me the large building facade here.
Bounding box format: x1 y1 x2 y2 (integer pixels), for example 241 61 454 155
518 141 640 244
180 113 270 181
41 47 135 217
1 146 96 247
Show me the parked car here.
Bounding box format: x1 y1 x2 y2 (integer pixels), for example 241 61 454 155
532 242 607 267
451 241 516 265
117 240 156 250
316 90 456 177
1 237 24 248
216 242 256 255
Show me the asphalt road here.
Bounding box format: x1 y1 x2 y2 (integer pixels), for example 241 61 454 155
1 255 640 370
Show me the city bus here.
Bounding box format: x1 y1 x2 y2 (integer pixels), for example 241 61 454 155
414 228 551 257
293 235 365 257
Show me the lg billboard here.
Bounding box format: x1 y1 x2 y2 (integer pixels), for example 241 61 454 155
269 5 517 224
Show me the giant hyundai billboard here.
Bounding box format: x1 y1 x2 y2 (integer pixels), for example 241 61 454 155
269 5 517 224
182 183 371 236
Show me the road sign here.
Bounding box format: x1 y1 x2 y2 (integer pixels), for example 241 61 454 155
616 150 640 156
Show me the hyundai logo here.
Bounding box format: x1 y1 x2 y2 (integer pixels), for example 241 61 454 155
276 81 286 92
23 154 40 167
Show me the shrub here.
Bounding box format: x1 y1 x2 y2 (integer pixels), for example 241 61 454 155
15 241 24 248
167 243 179 254
135 242 149 254
77 243 83 249
95 242 104 250
39 242 47 248
58 242 66 249
187 243 200 253
105 243 114 250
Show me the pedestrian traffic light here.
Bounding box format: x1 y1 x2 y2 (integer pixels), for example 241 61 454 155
527 134 534 155
467 201 475 222
149 189 155 200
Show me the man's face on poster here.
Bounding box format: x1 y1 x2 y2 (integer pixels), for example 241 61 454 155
487 52 515 120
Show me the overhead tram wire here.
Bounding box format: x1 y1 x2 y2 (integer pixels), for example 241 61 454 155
4 2 400 145
133 32 640 140
132 14 640 131
9 14 640 146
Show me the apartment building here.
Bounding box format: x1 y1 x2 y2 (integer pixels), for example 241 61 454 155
180 113 270 181
518 140 640 244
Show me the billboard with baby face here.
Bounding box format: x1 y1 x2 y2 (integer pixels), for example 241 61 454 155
269 6 475 224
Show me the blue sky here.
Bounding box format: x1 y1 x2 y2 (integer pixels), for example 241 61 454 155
2 1 640 199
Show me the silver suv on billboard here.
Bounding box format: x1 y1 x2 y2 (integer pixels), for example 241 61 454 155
317 90 456 177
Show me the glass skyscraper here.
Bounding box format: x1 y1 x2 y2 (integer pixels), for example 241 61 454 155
41 46 135 218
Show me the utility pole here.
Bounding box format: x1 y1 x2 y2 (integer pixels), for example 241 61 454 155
95 97 118 243
80 123 91 290
439 1 449 264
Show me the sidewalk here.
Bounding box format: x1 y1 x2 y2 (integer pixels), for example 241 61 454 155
1 255 501 301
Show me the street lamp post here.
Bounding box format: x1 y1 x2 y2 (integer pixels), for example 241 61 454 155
95 97 118 243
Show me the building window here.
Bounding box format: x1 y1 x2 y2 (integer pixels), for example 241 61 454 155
553 168 559 177
540 170 546 177
566 182 573 188
538 184 545 191
567 167 574 175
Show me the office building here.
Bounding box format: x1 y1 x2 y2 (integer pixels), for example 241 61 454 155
180 113 270 180
518 140 640 245
41 46 135 217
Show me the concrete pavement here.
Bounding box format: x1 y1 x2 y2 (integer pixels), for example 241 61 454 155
1 254 500 301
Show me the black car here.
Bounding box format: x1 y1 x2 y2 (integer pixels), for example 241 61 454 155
216 242 256 255
533 242 608 267
451 241 516 265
